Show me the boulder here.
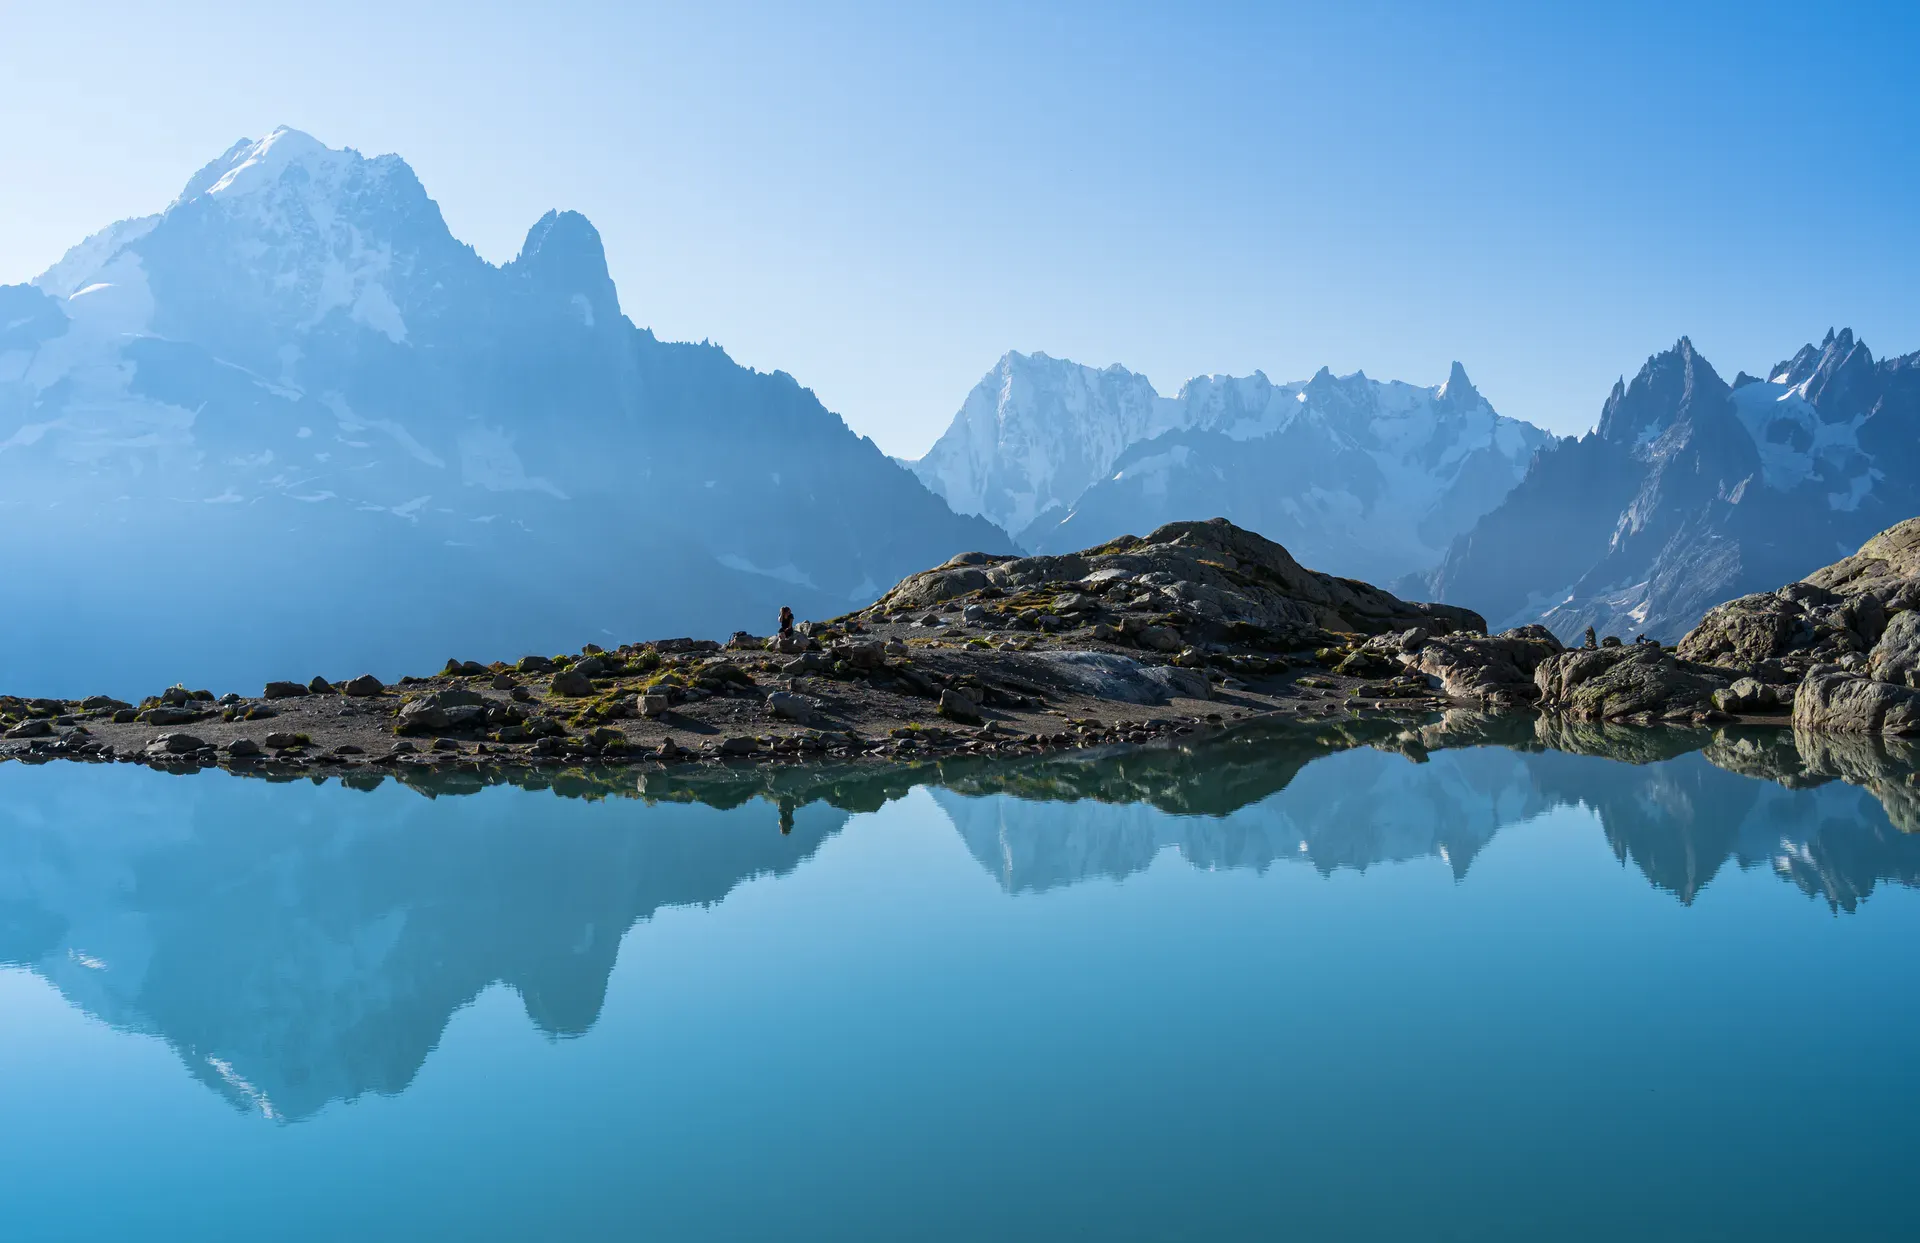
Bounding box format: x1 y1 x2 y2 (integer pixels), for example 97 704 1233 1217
342 674 385 697
719 735 761 756
937 688 984 725
550 669 594 697
308 676 334 694
141 706 204 726
263 680 310 699
3 719 52 739
517 655 556 674
1868 609 1920 688
1136 625 1183 653
146 733 208 755
767 691 824 727
1413 626 1564 706
1712 677 1785 715
1793 668 1920 735
80 695 131 711
1013 651 1209 705
640 694 672 718
838 639 888 671
224 739 262 757
1534 645 1729 721
263 732 304 750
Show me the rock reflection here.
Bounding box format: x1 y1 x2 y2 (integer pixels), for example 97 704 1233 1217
0 716 1916 1119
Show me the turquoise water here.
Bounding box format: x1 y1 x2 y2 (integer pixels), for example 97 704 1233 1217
1 732 1918 1241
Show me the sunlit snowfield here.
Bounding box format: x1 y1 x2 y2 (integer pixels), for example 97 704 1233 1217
1 744 1917 1242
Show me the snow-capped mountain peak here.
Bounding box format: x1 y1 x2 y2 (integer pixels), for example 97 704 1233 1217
909 351 1552 582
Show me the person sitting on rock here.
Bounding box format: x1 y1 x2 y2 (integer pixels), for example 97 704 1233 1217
779 606 795 637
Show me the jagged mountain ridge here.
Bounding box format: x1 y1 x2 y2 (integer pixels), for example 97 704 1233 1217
1427 330 1920 642
0 127 1007 696
908 350 1551 585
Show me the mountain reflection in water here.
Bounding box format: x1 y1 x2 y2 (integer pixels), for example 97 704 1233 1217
0 713 1915 1122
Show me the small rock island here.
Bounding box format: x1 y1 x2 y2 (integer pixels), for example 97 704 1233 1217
3 517 1918 777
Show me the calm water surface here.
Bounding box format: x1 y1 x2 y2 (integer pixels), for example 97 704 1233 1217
1 722 1917 1241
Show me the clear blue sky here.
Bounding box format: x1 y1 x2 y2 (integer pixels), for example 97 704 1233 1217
2 0 1915 453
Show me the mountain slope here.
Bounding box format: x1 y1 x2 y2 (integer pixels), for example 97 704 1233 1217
1427 331 1920 641
0 127 1007 695
909 351 1550 585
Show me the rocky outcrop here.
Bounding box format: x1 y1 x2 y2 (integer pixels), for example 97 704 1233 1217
1404 624 1564 708
1533 645 1730 723
1675 518 1920 734
873 518 1484 650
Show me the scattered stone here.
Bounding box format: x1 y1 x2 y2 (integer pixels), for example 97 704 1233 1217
264 732 305 750
263 681 309 699
342 674 385 697
550 669 594 697
491 673 517 690
640 693 671 718
224 739 262 757
308 676 334 694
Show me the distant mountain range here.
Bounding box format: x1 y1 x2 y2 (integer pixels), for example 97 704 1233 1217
908 351 1550 586
1426 330 1920 641
0 127 1005 695
911 330 1920 644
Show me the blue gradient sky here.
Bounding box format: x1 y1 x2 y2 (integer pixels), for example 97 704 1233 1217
2 1 1914 452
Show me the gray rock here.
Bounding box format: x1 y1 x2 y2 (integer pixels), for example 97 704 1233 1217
342 674 385 697
640 693 671 718
1016 651 1209 704
1136 625 1183 653
550 669 594 697
262 680 310 699
573 655 610 677
1868 609 1920 688
1534 646 1729 721
517 655 555 674
159 686 193 707
397 701 451 733
146 733 208 755
962 603 989 624
938 688 984 724
767 691 823 726
1414 627 1563 706
719 735 761 756
141 706 204 726
224 739 262 757
263 732 304 749
839 639 888 671
80 695 131 711
1712 677 1784 714
1793 668 1920 735
3 719 52 739
308 676 334 694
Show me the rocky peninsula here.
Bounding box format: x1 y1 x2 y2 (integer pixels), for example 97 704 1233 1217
3 516 1918 779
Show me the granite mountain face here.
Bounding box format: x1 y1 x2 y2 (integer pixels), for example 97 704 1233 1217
0 128 1006 695
909 350 1551 586
1426 331 1920 642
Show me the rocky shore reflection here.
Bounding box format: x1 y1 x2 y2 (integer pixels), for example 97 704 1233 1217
1 715 1915 1121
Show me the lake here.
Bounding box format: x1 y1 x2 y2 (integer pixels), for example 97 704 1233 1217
2 717 1917 1241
